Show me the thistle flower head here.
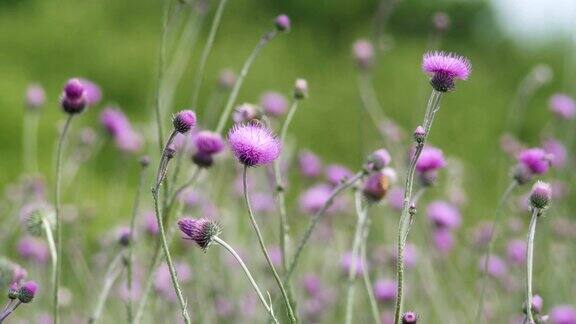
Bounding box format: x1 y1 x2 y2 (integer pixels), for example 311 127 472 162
299 184 339 215
232 103 260 123
362 172 389 203
173 110 197 134
194 131 224 155
25 84 46 110
352 39 374 70
529 181 552 210
275 14 291 32
432 229 454 254
100 107 130 137
373 279 396 303
192 151 214 168
227 122 281 167
512 163 533 185
17 281 38 303
542 138 567 168
117 226 132 247
60 78 87 114
78 78 102 106
367 148 391 171
506 239 526 265
518 148 551 175
422 51 471 92
298 150 323 178
432 12 451 32
414 125 426 143
260 92 288 117
524 294 543 315
294 78 308 99
426 201 461 230
177 218 221 251
17 236 49 263
549 94 576 120
550 305 576 324
415 146 446 173
8 282 19 299
402 311 418 324
325 164 353 186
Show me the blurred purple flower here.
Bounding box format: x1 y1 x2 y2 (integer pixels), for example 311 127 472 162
426 200 461 230
549 94 576 120
260 92 288 117
325 164 353 186
298 150 323 179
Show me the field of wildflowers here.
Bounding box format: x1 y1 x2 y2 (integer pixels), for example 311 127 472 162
1 0 575 323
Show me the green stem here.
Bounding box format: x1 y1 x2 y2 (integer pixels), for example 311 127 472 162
88 252 124 324
54 114 74 324
475 180 517 323
360 216 380 324
42 215 57 309
393 90 442 324
215 30 278 134
213 236 279 324
525 208 539 324
191 0 228 107
242 167 295 323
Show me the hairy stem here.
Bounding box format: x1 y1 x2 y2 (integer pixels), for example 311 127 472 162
213 236 278 323
215 30 278 133
525 208 539 324
242 167 295 323
54 114 74 324
393 89 442 324
42 216 57 309
360 217 380 324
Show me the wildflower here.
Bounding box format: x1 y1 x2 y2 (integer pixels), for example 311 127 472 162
117 227 132 247
368 148 391 171
298 150 323 178
275 14 290 32
414 126 426 144
529 181 551 210
542 138 567 168
549 305 576 324
422 51 471 92
518 148 551 175
549 94 576 120
402 311 418 324
325 164 353 186
294 78 308 99
352 39 374 70
415 146 446 173
78 78 102 106
194 131 225 155
60 78 87 114
432 11 451 32
173 110 197 134
260 92 288 117
232 103 260 123
25 84 46 110
478 255 507 279
17 281 38 303
387 187 404 211
506 239 526 265
340 252 364 276
523 294 543 315
426 201 461 230
374 279 396 303
432 229 454 254
299 184 336 215
301 274 321 297
362 172 389 202
227 122 281 167
17 236 49 263
178 218 221 251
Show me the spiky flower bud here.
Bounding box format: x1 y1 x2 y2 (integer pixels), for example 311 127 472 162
172 110 197 134
512 163 532 185
17 281 38 303
362 172 389 202
367 148 391 171
178 218 221 251
294 78 308 99
402 311 418 324
274 14 290 32
8 282 19 300
192 151 214 168
529 181 551 210
25 207 55 237
60 78 87 114
414 126 426 144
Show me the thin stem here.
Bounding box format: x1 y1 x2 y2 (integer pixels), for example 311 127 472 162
475 180 517 323
191 0 228 107
155 131 178 188
393 89 443 324
287 171 366 279
126 164 147 323
242 167 296 323
54 114 74 324
154 0 172 153
345 190 370 324
525 208 539 324
0 301 21 322
88 252 124 324
213 236 279 323
42 215 57 305
134 254 161 324
215 30 278 134
360 217 380 324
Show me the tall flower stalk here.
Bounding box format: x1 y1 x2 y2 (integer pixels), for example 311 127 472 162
393 51 471 324
88 252 124 324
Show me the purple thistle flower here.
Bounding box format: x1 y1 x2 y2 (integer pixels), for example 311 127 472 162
227 122 281 167
415 146 446 173
17 236 49 263
154 263 191 302
177 217 221 251
422 51 471 92
362 172 389 202
301 274 322 297
78 78 102 106
550 305 576 324
518 148 551 175
141 212 158 236
402 311 418 324
340 251 365 276
528 294 544 314
268 246 282 268
374 279 396 303
194 130 225 155
478 255 508 279
117 226 132 246
275 14 291 32
18 280 38 303
352 39 374 70
173 110 197 134
25 84 46 110
232 103 259 123
60 78 87 114
115 130 143 153
529 180 552 210
260 92 288 117
368 148 392 171
542 138 567 168
426 200 461 230
250 192 276 214
432 229 455 255
298 184 343 215
506 239 526 265
325 164 353 186
100 107 130 137
387 187 404 211
298 150 323 179
549 94 576 120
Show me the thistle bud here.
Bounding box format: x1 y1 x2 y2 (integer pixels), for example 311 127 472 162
178 218 221 251
274 14 291 32
17 281 38 303
414 126 426 144
172 110 197 134
367 149 391 171
529 181 551 210
402 311 418 324
294 78 308 99
60 78 87 114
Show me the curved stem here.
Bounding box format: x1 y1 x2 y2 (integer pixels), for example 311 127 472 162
126 164 147 323
88 252 124 324
242 167 295 323
475 180 517 322
213 236 278 323
54 114 74 324
525 208 539 324
42 216 57 306
360 216 380 324
393 90 442 324
154 0 172 153
0 301 22 322
191 0 228 107
215 30 278 133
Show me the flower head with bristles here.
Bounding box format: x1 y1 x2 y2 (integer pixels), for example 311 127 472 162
402 311 418 324
60 78 87 114
518 148 551 175
17 281 38 303
178 218 221 251
422 51 471 92
194 131 225 155
227 122 281 167
172 110 197 134
529 181 551 211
